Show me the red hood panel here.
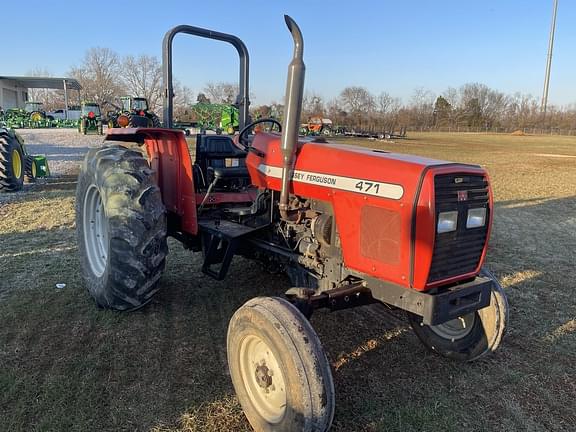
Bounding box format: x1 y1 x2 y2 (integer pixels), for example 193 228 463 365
246 133 488 290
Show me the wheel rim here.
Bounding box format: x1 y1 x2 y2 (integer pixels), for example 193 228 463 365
239 334 287 424
12 150 22 178
83 185 109 277
429 313 476 341
31 160 37 178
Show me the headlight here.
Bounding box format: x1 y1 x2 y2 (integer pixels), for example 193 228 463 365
437 211 458 233
467 208 486 229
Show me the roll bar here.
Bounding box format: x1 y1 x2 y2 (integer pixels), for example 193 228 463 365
162 25 250 129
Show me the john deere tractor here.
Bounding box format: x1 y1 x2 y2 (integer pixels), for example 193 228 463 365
0 126 49 191
106 96 161 129
78 102 104 135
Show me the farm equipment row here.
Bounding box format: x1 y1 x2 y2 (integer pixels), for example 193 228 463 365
300 116 408 140
1 102 77 129
75 16 508 432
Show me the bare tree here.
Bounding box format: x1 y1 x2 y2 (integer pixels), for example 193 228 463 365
302 92 325 119
69 47 124 107
172 79 195 121
339 86 375 113
121 54 163 113
408 87 435 128
376 92 393 114
203 82 238 104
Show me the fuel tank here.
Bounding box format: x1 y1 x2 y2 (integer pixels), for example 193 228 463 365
246 133 493 291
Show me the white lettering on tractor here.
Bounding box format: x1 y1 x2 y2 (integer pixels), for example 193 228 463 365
257 164 404 199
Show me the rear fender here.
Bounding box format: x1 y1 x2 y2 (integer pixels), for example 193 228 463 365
105 128 197 234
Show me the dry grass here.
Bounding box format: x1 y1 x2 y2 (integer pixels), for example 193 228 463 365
1 132 575 431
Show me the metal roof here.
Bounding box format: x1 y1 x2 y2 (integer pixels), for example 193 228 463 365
0 76 82 91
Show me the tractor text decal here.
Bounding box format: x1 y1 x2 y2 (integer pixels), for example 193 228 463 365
257 164 404 200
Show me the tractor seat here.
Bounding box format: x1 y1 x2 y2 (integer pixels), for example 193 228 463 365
208 166 250 179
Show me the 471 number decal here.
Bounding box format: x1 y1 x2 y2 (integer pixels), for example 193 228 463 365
355 181 381 193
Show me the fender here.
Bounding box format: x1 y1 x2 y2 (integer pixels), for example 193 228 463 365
105 128 198 234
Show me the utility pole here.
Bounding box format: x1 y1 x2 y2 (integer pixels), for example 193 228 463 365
541 0 559 114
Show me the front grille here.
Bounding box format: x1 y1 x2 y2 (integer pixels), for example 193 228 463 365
428 174 489 283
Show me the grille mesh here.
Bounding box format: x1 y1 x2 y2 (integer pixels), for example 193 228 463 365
361 206 401 265
428 174 489 282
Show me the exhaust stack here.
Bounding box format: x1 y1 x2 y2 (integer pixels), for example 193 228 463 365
279 15 305 220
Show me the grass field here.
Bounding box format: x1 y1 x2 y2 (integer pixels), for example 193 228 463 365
1 132 575 431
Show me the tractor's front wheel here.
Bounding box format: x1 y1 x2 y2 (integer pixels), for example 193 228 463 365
408 268 508 362
227 297 335 432
0 132 25 191
25 155 37 181
75 145 168 310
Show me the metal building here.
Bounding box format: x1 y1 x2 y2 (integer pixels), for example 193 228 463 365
0 76 82 118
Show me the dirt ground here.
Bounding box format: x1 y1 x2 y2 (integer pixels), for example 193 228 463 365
0 131 575 431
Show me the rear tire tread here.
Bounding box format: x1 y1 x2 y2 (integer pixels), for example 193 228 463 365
76 144 167 310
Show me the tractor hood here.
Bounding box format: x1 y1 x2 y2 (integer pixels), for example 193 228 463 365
247 133 471 201
247 132 491 291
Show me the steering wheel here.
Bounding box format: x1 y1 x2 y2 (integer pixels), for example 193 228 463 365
238 118 282 150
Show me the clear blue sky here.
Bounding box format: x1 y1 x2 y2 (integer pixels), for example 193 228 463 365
1 0 574 106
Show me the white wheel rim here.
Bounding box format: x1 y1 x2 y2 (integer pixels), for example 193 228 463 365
239 334 287 424
83 185 109 277
429 313 476 341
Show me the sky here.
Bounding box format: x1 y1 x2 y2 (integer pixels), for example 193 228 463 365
1 0 574 107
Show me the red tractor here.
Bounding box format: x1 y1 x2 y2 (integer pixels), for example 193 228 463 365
76 16 508 432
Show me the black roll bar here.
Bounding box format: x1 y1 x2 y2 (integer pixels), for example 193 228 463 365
162 25 250 129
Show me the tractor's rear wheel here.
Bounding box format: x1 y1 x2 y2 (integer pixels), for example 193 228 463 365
75 144 168 310
30 111 45 122
408 268 508 362
25 155 37 181
149 113 161 128
0 132 25 192
227 297 335 432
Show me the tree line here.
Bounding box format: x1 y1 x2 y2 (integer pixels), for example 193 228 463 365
28 47 576 133
293 84 576 133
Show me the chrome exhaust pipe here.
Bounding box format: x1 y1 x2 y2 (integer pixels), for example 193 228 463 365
279 15 305 221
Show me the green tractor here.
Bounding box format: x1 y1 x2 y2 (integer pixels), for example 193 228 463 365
0 126 49 192
78 102 104 135
106 96 161 129
174 102 239 135
2 102 54 129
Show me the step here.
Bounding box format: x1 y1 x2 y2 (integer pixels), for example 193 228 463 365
198 218 264 239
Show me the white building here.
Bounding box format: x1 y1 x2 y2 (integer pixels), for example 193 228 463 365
0 77 29 109
0 76 82 112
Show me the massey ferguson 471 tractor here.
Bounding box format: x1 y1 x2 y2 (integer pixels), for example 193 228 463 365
76 16 508 432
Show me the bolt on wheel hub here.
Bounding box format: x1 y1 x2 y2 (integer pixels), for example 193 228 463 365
239 335 287 423
255 364 274 390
